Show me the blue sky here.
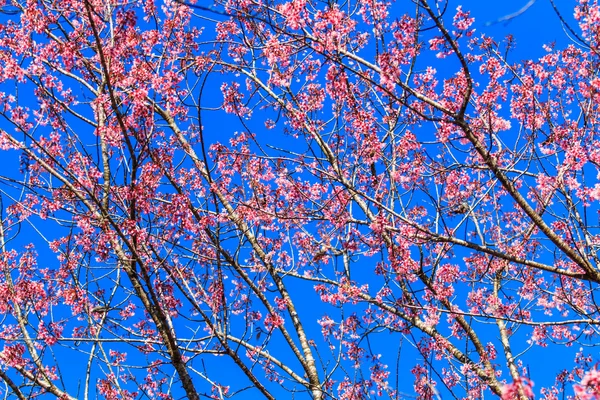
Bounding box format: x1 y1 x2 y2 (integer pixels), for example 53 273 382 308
0 0 596 399
194 1 593 397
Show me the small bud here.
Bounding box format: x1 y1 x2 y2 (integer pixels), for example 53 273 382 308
449 202 469 215
91 306 112 314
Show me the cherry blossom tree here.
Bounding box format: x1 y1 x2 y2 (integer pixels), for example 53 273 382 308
0 0 598 398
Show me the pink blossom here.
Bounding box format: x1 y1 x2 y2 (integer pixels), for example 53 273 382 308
501 377 534 400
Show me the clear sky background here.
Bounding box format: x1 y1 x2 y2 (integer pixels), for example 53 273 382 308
410 1 586 397
0 1 593 399
194 1 591 397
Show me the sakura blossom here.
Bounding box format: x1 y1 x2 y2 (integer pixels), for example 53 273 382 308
0 0 597 399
